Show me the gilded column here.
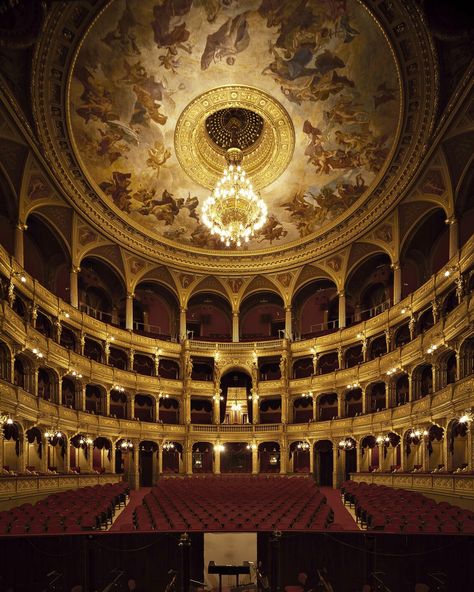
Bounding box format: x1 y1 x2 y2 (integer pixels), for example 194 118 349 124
279 440 287 475
338 290 346 329
232 311 239 342
70 266 80 308
157 445 163 476
309 442 314 474
446 216 459 259
180 307 187 341
214 447 221 474
126 292 134 331
252 446 258 474
105 389 111 416
14 223 26 268
284 306 292 340
392 262 401 305
337 389 344 418
332 445 340 489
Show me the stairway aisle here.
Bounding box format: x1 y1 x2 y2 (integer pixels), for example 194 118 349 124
319 487 360 530
109 487 151 531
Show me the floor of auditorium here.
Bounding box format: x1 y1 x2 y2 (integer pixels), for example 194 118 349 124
108 485 359 532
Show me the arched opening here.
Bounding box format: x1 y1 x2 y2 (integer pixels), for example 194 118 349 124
59 324 77 351
191 357 214 381
93 437 113 473
394 322 410 347
134 353 154 376
12 293 28 321
36 310 53 339
314 440 333 486
109 346 128 370
0 171 16 254
367 382 386 412
110 390 127 419
369 335 387 360
395 374 409 406
417 307 434 334
401 208 449 293
190 398 213 424
3 422 22 473
441 351 457 387
162 442 182 474
240 291 284 341
83 337 103 362
69 434 91 473
289 441 310 473
78 257 126 326
258 356 281 381
380 432 401 471
292 356 313 378
159 397 179 424
344 344 362 368
360 436 377 472
192 441 213 473
404 429 423 472
26 427 43 473
412 364 433 399
259 397 281 424
346 253 392 325
13 356 27 390
427 425 444 471
220 442 252 473
345 388 362 417
139 441 159 486
0 341 11 381
292 279 338 338
186 292 232 341
85 384 104 414
292 396 313 423
47 431 67 473
258 441 280 473
158 358 179 379
219 371 252 424
442 289 457 316
134 281 179 340
448 419 469 471
317 352 338 374
24 213 70 300
317 393 337 421
38 367 57 402
134 394 155 422
459 335 474 378
340 437 357 480
61 377 76 409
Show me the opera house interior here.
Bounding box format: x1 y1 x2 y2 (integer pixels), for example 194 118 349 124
0 0 473 590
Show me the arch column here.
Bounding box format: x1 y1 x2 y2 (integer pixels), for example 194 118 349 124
14 223 26 268
252 446 258 474
180 307 187 341
312 395 317 421
252 392 259 424
392 262 401 305
129 441 140 490
232 312 239 342
105 389 111 416
279 442 287 474
214 447 221 474
407 372 413 402
338 290 346 329
157 445 163 476
332 445 341 488
285 306 292 340
213 392 221 424
70 266 80 308
309 443 314 474
337 390 344 418
126 292 134 331
446 216 459 259
127 393 135 419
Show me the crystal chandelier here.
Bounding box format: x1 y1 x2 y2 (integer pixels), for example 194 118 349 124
202 148 267 247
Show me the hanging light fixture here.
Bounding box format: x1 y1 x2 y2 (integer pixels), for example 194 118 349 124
163 440 175 451
201 108 268 247
297 441 310 450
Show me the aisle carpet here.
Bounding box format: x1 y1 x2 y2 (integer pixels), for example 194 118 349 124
109 487 151 531
319 487 359 530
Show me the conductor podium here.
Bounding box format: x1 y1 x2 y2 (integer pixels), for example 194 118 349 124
208 561 252 592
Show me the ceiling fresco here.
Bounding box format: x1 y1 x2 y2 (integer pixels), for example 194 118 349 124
69 0 401 251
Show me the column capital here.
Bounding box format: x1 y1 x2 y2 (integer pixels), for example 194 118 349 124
16 222 27 231
391 261 400 271
337 289 345 297
127 291 135 299
71 265 81 274
445 216 457 226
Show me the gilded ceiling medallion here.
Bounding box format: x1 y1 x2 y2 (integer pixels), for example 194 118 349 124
174 86 295 191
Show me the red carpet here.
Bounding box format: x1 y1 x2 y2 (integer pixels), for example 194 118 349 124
319 487 359 531
109 487 151 531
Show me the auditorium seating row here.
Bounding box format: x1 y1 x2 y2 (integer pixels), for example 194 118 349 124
341 481 474 534
0 482 129 535
129 476 337 532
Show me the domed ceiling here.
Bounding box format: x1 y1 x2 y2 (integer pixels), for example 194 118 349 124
69 0 401 251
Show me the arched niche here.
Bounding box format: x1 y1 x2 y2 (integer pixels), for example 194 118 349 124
162 441 182 474
134 353 154 376
220 442 252 473
158 357 179 380
38 366 58 402
317 352 338 375
0 340 12 381
159 397 179 424
400 208 449 294
191 357 214 381
345 344 362 368
259 397 281 424
24 212 70 300
25 427 43 473
346 253 392 324
61 377 76 409
190 397 213 425
78 257 126 326
317 392 338 421
139 440 159 486
412 364 433 399
292 396 313 423
314 440 333 486
258 441 280 473
395 374 409 406
59 324 77 351
427 424 444 472
459 335 474 378
394 322 410 348
109 346 128 370
110 390 127 419
345 388 362 417
289 441 310 474
240 291 284 341
448 419 469 471
134 394 155 422
219 370 252 424
93 436 113 474
186 292 232 341
380 432 401 471
360 436 377 472
292 356 313 379
85 384 105 414
3 421 23 473
134 280 179 340
192 441 213 473
84 337 103 362
369 334 387 360
292 278 338 339
366 382 386 412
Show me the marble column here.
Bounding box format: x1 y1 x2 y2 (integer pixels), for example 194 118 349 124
392 262 402 305
180 308 187 341
214 447 221 474
252 446 258 474
285 306 292 340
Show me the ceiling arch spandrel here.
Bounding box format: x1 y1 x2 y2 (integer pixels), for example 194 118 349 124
32 0 439 272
